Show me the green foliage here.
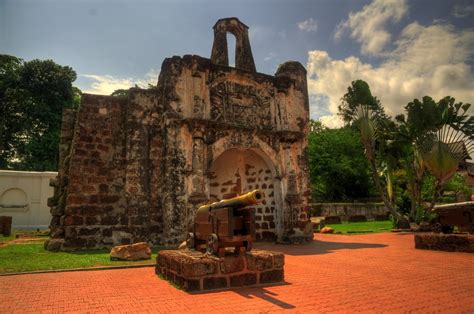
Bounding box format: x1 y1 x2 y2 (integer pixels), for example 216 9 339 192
308 125 373 201
0 55 24 168
339 80 386 124
0 54 78 170
110 88 130 98
341 79 473 224
422 173 471 203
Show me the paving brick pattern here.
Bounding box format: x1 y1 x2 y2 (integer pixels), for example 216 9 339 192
1 233 473 313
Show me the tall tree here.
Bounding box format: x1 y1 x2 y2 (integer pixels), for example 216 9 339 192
339 79 409 225
0 55 26 168
0 55 78 171
339 80 386 125
308 125 374 201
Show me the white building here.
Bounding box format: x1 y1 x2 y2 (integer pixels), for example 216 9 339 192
0 170 56 230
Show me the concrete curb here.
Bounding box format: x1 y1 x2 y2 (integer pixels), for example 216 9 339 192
0 263 155 277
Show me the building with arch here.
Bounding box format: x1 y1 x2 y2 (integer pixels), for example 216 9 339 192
46 17 310 250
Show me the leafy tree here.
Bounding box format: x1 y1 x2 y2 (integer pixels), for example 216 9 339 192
0 55 24 168
339 80 386 124
110 88 130 97
397 96 473 213
0 54 78 171
308 125 374 201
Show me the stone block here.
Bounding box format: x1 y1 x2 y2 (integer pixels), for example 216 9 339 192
181 257 217 278
247 250 273 271
260 269 284 284
203 277 228 290
414 233 474 253
184 279 201 292
273 252 285 268
110 242 152 261
156 249 284 292
220 255 244 274
230 273 257 287
0 216 12 237
320 227 335 234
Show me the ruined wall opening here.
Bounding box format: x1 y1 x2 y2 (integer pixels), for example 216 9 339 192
226 32 236 67
209 148 278 241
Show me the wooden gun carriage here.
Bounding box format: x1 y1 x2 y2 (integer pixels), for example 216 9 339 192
186 190 263 256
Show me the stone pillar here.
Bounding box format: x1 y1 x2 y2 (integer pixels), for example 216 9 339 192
187 129 208 229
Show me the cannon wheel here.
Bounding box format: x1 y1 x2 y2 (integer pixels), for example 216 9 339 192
186 232 195 250
206 233 219 255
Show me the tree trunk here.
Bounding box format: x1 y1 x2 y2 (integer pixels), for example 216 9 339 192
428 180 443 212
368 158 408 227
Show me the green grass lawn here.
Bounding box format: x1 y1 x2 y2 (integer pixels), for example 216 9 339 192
0 242 159 274
0 232 17 242
325 220 393 234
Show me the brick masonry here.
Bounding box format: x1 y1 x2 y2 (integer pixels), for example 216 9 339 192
156 249 284 292
414 233 474 253
46 17 310 251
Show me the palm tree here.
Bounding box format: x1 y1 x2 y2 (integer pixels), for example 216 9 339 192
353 106 409 227
400 96 473 214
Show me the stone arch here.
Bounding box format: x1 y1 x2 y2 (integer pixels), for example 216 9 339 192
208 146 282 241
0 188 29 212
209 135 280 177
210 17 256 72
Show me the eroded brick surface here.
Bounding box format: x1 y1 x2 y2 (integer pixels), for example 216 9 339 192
46 17 310 250
2 233 473 313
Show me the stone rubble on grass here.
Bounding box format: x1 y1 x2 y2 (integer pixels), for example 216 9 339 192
320 227 335 234
110 242 152 261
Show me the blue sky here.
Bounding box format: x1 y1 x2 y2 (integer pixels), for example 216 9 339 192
1 0 473 126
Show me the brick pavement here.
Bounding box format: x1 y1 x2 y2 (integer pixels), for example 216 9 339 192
1 233 473 313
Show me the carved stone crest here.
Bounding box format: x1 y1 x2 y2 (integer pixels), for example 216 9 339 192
210 81 272 128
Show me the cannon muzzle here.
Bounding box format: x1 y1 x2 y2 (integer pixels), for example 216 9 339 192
199 190 264 212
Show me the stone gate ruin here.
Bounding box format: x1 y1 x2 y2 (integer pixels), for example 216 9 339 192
46 17 310 251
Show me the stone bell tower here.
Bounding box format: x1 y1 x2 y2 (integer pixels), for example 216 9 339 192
211 18 256 72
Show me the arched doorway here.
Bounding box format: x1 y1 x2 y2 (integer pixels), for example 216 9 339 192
209 148 278 241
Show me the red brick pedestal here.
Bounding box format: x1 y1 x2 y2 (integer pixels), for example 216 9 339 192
156 249 284 292
414 233 474 253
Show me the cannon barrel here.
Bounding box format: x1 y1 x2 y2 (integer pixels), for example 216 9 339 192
199 190 264 212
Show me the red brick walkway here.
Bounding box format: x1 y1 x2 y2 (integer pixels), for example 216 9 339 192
1 233 473 313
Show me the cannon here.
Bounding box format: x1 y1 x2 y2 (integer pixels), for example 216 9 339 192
186 190 263 256
432 201 474 234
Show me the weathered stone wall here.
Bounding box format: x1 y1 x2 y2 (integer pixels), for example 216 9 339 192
46 17 310 250
311 203 390 220
60 95 129 249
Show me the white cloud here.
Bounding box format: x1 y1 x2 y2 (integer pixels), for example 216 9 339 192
82 69 159 95
309 21 474 127
264 52 277 62
319 115 344 129
335 0 408 55
297 18 318 32
452 4 474 18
